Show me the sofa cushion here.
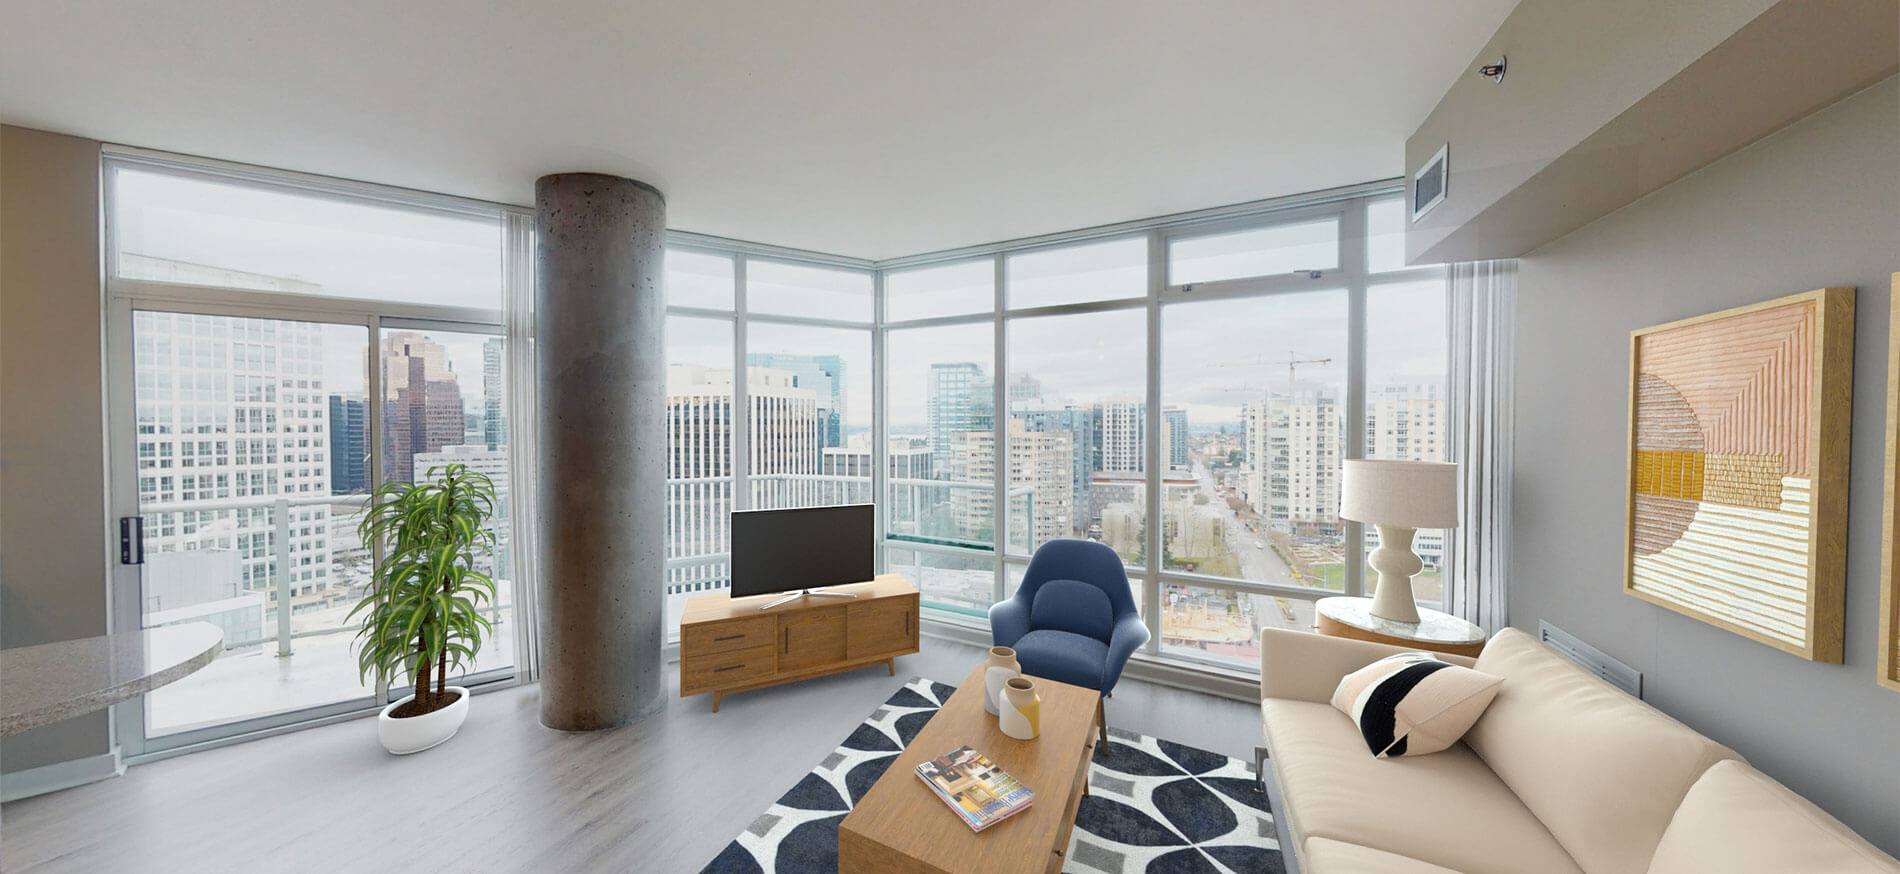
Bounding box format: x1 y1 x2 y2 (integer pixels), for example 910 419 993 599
1331 652 1502 757
1011 629 1108 690
1303 838 1469 874
1261 697 1581 874
1646 760 1900 874
1463 628 1739 874
1029 578 1115 641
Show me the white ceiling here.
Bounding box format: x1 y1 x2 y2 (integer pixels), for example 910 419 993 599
0 1 1516 260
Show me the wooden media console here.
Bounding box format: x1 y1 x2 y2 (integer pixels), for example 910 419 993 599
679 574 920 711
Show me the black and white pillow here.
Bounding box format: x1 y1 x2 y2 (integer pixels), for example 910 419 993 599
1331 652 1502 758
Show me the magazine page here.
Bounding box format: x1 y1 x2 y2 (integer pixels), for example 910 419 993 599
915 746 1035 831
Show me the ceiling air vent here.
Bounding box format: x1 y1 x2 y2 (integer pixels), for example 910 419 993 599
1412 143 1448 222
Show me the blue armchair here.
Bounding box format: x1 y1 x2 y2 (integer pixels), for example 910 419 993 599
989 539 1148 747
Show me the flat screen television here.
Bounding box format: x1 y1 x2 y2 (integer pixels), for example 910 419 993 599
729 504 875 599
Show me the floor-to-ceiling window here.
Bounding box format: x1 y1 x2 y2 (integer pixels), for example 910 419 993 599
871 188 1450 677
660 245 876 638
101 148 1446 759
664 188 1448 677
105 153 532 756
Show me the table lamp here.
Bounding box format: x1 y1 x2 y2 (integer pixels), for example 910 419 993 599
1339 459 1459 623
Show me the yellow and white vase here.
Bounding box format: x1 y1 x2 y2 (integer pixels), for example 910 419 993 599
999 677 1041 740
983 646 1020 717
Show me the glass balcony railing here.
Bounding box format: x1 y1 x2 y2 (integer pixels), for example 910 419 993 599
136 492 517 737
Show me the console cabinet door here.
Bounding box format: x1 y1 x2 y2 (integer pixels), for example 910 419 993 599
779 606 848 671
847 595 917 660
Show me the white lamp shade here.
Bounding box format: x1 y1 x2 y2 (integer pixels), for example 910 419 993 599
1339 460 1459 529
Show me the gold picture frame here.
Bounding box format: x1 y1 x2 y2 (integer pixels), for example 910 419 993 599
1625 287 1855 662
1879 274 1900 691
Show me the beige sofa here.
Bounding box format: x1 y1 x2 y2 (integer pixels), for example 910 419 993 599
1257 627 1900 874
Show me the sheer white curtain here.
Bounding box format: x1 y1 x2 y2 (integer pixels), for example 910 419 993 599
503 210 542 681
1448 260 1516 632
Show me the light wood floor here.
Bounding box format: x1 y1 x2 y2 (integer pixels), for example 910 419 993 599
0 637 1260 873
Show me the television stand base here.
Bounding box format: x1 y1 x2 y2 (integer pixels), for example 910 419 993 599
680 575 920 711
758 588 859 610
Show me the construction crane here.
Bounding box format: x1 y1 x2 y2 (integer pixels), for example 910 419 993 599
1211 351 1334 396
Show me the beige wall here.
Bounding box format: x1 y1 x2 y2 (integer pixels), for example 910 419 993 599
0 125 112 774
1512 77 1900 853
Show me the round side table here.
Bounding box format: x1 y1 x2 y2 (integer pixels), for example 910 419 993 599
1314 596 1487 658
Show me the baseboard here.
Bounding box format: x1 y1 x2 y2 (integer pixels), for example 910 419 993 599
1 749 123 802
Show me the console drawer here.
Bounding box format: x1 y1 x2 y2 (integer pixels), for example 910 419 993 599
683 614 776 656
681 643 777 695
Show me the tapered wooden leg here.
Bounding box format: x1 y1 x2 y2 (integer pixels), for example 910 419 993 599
887 658 895 676
1096 696 1108 749
713 692 722 713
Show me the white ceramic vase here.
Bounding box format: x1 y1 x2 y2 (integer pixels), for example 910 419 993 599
983 646 1020 716
999 677 1041 740
377 686 469 755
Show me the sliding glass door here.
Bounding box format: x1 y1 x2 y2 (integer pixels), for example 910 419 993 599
104 153 531 757
130 309 379 739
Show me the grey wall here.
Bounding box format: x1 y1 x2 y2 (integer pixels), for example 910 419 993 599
1513 77 1900 852
0 125 113 774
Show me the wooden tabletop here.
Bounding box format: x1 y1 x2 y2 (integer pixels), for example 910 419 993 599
839 663 1098 873
681 573 915 624
0 622 223 736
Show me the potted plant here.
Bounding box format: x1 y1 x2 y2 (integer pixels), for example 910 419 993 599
350 463 499 754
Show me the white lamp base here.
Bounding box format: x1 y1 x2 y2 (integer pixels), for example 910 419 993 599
1367 524 1424 624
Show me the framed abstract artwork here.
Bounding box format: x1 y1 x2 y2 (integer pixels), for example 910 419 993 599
1879 274 1900 691
1625 287 1855 662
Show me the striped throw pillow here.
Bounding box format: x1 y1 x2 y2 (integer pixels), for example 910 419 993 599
1332 652 1503 758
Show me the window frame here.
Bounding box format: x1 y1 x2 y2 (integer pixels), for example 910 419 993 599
866 185 1453 670
102 150 533 762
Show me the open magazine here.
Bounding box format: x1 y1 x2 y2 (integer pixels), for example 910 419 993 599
915 746 1035 832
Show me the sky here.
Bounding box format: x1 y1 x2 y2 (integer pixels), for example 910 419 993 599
116 168 502 309
125 166 1442 431
669 277 1447 431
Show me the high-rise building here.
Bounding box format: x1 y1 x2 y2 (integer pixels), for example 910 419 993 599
381 332 464 483
327 395 367 495
482 337 505 450
746 352 845 448
928 362 985 462
1007 373 1042 405
664 365 821 597
1366 383 1447 462
821 432 934 479
1263 391 1341 538
132 311 334 603
1099 399 1145 474
1164 407 1190 470
823 433 933 522
1365 383 1449 567
950 419 1072 548
1013 405 1097 538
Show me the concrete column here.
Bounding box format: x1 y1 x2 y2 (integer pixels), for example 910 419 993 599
534 173 667 731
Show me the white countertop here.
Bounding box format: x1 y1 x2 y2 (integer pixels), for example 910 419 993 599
1 622 223 736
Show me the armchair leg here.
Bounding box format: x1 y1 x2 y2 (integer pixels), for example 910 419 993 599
1096 696 1108 750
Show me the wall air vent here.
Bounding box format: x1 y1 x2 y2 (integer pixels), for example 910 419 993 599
1412 143 1448 222
1539 620 1643 699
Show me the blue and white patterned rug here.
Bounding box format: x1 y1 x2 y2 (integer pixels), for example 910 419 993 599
699 677 1284 874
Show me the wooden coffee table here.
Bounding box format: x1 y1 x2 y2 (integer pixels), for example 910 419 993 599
838 664 1100 874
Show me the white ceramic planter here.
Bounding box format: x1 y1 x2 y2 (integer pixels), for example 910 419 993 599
377 686 469 755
